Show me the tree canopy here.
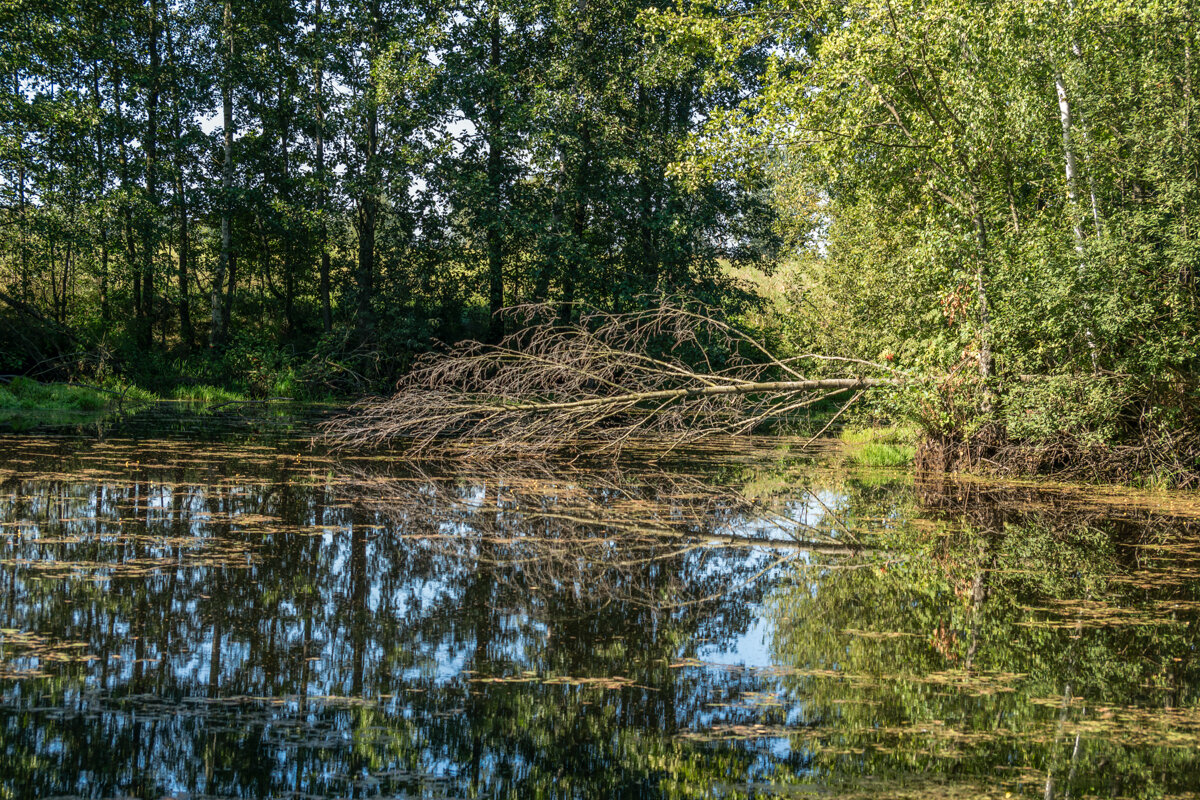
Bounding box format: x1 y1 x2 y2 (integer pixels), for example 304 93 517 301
0 0 773 390
648 0 1200 453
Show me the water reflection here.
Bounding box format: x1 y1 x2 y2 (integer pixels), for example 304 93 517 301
0 434 1198 798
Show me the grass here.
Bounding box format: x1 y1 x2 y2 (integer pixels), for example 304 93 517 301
841 422 919 468
169 384 248 405
851 442 917 467
0 377 254 428
0 377 150 430
0 377 112 413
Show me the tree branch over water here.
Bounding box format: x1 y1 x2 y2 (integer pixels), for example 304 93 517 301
323 303 899 457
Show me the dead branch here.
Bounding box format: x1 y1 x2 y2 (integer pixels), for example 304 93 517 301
323 302 901 457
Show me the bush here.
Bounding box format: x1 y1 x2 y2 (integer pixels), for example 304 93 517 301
1001 375 1125 447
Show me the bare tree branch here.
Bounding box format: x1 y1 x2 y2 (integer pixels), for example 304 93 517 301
323 302 900 458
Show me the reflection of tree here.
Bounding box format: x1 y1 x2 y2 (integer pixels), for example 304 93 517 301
7 438 1198 798
347 459 845 613
0 438 820 797
757 477 1200 799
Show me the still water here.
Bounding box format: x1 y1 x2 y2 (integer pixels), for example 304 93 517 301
0 413 1198 798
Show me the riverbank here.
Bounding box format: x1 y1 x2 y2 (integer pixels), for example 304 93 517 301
0 377 270 429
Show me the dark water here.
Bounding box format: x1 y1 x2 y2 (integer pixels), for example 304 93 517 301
1 417 1199 798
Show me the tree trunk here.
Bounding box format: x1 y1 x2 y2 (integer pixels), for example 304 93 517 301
354 0 381 332
62 240 72 324
315 0 332 333
636 85 656 295
91 64 110 323
174 162 192 350
167 19 193 351
278 75 296 335
486 0 505 341
477 377 888 414
532 158 564 303
223 252 237 331
14 72 30 301
141 0 161 349
211 0 234 349
114 66 140 325
971 211 993 381
1056 67 1100 372
561 127 590 323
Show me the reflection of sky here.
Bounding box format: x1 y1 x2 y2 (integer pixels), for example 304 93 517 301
0 436 882 797
698 600 775 668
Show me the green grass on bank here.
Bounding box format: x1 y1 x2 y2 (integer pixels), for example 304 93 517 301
169 384 247 405
0 377 255 426
0 377 114 413
841 423 919 467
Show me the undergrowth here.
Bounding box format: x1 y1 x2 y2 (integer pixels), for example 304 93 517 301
0 377 254 425
839 423 918 468
0 377 113 413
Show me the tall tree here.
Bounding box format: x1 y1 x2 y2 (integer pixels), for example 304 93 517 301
140 0 162 348
313 0 332 333
211 0 235 349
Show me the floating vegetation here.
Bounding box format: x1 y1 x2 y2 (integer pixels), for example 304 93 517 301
0 629 96 679
469 673 639 690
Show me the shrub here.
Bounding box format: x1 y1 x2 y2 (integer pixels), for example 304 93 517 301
1001 375 1125 447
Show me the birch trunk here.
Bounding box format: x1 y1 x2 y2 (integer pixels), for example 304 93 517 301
1056 70 1100 371
971 211 993 382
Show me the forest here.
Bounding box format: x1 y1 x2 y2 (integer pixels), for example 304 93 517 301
1 0 771 387
3 0 1200 480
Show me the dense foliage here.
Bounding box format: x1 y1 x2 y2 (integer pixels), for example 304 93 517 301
652 0 1200 463
0 0 775 392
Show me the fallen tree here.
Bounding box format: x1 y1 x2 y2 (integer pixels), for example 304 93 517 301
323 303 900 457
319 302 1199 486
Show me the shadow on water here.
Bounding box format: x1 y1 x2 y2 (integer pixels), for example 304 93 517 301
0 415 1199 798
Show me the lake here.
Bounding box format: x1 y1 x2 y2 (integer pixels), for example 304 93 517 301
1 409 1198 798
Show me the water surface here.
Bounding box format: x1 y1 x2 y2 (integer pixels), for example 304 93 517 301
1 419 1198 798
